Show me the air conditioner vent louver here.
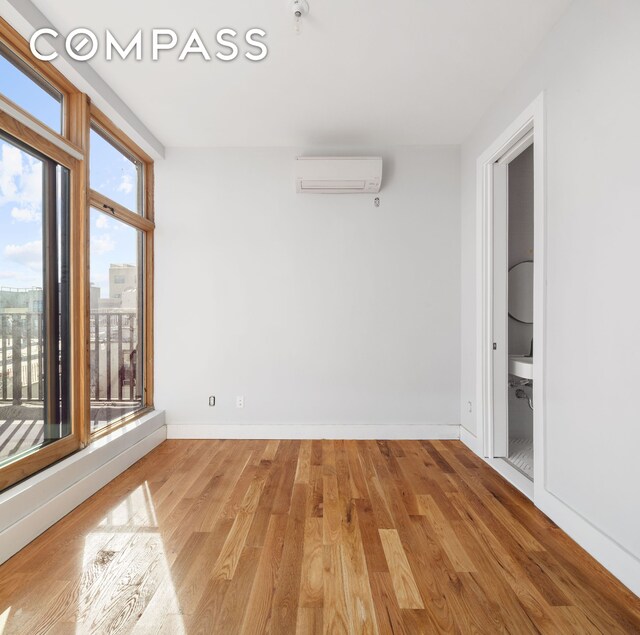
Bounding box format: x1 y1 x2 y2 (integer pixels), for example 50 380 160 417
295 157 382 194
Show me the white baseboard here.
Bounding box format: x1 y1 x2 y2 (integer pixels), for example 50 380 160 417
459 425 480 453
0 410 166 565
166 422 460 440
535 489 640 598
459 424 640 598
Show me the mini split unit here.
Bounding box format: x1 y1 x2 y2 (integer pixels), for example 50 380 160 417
295 157 382 193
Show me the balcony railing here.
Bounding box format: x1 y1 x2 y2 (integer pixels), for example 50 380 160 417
89 312 139 403
0 312 138 405
0 313 44 403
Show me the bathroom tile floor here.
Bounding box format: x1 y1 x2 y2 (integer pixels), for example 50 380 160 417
508 437 533 479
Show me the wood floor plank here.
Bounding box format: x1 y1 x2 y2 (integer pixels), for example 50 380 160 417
378 528 424 609
322 473 341 546
271 441 300 515
245 460 284 548
175 519 234 615
310 440 322 466
354 498 389 573
339 507 379 634
270 483 308 634
1 439 638 635
369 571 414 635
296 607 323 634
262 439 280 462
322 545 350 635
295 439 312 484
306 465 324 518
416 494 476 573
210 477 266 581
299 518 324 608
239 514 288 635
205 545 263 634
346 440 368 500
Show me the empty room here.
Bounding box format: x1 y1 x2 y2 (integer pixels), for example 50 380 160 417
0 0 639 632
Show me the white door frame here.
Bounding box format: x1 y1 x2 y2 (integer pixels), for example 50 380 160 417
475 93 546 500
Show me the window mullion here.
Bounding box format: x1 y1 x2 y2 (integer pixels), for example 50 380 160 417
42 159 60 441
89 190 155 232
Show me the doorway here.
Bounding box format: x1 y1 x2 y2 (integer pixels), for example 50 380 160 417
477 94 545 499
493 139 534 479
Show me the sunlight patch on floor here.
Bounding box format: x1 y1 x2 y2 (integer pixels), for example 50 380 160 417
0 607 10 634
77 482 184 634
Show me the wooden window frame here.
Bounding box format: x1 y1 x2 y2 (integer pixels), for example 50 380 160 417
0 19 155 489
0 107 83 490
0 17 80 147
88 104 155 440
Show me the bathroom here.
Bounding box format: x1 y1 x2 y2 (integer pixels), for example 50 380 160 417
506 144 534 479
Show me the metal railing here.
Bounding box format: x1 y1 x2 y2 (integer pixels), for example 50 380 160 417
89 312 138 402
0 312 138 405
0 313 44 404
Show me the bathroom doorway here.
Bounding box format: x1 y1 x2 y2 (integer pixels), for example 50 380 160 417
497 142 534 478
477 94 545 499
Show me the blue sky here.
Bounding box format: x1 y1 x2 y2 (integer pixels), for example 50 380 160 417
0 53 139 298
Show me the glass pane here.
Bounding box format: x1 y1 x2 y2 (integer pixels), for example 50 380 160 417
0 43 63 134
89 208 144 433
0 134 70 466
90 126 142 213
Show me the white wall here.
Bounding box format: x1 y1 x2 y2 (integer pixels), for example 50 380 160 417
460 0 640 590
156 147 460 436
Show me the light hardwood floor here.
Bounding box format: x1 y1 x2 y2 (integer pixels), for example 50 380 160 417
1 439 639 634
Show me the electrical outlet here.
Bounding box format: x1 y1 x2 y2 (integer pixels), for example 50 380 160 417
236 395 244 409
209 396 216 407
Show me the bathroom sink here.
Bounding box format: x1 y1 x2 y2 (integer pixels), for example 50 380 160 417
509 355 533 380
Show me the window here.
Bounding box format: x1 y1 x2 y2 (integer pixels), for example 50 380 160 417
89 208 144 432
90 124 143 213
0 129 78 488
88 109 153 436
0 21 154 490
0 42 63 134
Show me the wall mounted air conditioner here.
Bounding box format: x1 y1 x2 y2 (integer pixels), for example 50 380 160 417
295 157 382 193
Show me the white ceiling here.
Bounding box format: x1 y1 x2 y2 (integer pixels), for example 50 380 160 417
30 0 571 148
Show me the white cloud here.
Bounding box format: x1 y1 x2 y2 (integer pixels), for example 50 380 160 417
0 144 22 202
117 173 134 194
0 141 42 208
95 214 110 229
4 240 43 271
11 206 40 223
92 234 115 255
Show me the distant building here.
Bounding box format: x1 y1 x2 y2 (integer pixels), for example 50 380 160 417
109 264 137 302
0 287 43 314
98 298 122 310
90 283 101 311
120 288 138 310
91 264 138 311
